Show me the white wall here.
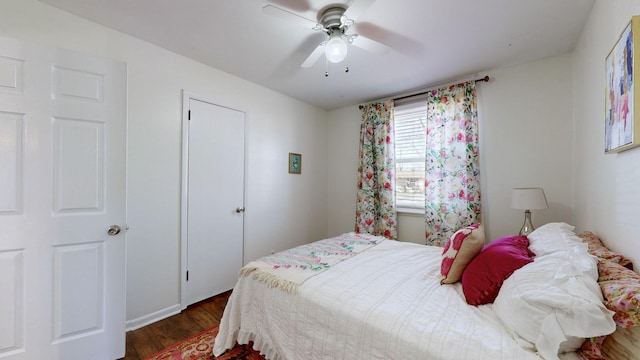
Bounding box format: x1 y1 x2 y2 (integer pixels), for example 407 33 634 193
327 106 361 237
0 0 328 329
572 0 640 267
327 54 575 244
478 54 574 240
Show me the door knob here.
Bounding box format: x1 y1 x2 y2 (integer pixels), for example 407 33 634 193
107 225 121 236
235 207 245 213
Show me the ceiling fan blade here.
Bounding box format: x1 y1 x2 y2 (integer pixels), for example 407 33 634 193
351 35 391 55
263 5 318 29
343 0 377 22
301 45 325 68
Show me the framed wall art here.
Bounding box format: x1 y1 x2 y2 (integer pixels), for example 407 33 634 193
288 152 301 174
605 15 640 153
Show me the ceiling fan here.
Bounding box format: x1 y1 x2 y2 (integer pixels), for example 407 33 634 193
263 0 391 68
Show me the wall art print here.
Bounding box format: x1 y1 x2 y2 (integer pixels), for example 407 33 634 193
288 152 301 174
605 16 640 153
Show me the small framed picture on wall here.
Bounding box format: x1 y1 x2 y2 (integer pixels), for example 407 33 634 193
288 153 302 174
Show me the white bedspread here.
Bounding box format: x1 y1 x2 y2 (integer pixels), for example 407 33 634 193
214 240 582 360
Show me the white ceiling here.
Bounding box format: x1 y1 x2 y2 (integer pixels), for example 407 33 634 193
38 0 594 110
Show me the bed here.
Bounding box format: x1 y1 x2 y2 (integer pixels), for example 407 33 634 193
213 224 640 360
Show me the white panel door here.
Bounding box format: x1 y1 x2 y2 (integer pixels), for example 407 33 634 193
186 98 244 306
0 37 126 359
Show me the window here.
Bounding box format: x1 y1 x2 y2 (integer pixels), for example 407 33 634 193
394 100 427 212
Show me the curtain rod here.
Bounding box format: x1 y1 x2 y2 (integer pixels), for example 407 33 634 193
393 75 490 102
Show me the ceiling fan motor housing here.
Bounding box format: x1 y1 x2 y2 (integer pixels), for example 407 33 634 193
319 7 347 31
261 1 389 68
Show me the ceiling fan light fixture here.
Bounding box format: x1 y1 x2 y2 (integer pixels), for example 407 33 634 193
325 32 348 63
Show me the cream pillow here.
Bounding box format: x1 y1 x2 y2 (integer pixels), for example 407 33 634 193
440 223 484 284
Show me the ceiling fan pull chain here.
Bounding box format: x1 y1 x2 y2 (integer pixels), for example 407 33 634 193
325 57 329 77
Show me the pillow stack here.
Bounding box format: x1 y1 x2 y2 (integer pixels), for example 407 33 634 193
440 222 619 359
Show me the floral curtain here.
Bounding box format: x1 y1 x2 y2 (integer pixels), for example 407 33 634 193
424 81 481 246
355 100 397 240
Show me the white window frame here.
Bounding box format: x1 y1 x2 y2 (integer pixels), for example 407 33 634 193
394 99 427 214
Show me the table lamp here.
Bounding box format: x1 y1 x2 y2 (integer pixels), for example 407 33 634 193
511 188 548 235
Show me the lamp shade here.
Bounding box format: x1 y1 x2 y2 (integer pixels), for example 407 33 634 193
511 188 548 210
325 32 348 63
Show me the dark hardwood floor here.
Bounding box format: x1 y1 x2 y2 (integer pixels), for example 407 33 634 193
121 291 231 360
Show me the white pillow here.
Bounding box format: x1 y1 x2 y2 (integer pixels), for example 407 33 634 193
493 254 615 360
527 222 582 256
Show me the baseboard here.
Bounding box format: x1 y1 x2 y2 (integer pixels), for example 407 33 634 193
125 303 182 331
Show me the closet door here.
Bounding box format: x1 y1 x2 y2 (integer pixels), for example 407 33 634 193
184 98 245 306
0 36 126 359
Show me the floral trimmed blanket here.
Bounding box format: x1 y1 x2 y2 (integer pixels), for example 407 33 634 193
239 232 386 294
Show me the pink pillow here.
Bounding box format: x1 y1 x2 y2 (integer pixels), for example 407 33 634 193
440 223 484 284
461 235 535 305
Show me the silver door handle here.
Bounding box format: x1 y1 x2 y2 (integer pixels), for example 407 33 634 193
235 207 245 213
107 225 121 236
